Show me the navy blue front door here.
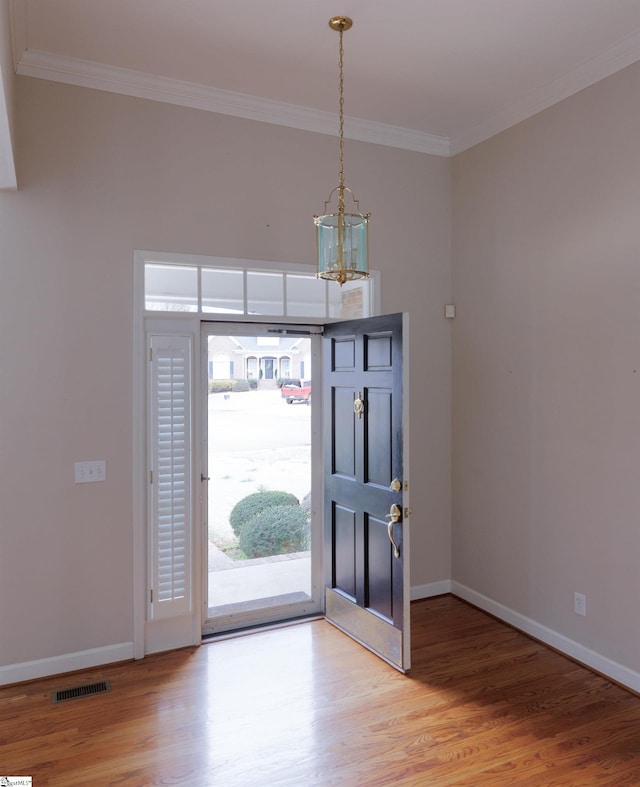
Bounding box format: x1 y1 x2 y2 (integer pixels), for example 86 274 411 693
323 313 409 672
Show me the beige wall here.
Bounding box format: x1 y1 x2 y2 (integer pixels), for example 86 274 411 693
452 61 640 672
3 47 639 685
0 76 451 671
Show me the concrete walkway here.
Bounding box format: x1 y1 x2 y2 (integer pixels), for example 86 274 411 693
208 541 311 607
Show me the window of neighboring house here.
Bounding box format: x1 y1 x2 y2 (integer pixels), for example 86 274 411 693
212 356 232 379
280 356 291 377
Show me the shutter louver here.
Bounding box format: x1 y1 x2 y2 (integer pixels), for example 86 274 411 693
149 335 192 620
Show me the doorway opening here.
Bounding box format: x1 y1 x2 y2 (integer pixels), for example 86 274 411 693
203 326 322 634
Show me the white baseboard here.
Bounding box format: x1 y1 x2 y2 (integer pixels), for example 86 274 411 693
411 580 452 601
5 583 639 695
451 582 640 695
0 642 134 687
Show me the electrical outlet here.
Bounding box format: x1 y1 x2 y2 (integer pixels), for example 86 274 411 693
574 592 586 617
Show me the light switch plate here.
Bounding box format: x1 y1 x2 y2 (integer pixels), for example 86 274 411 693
445 304 456 319
74 460 106 483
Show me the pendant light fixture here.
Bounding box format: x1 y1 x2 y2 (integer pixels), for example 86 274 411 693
315 16 370 285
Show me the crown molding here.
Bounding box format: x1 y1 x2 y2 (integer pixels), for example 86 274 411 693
450 28 640 154
13 21 640 162
15 49 450 157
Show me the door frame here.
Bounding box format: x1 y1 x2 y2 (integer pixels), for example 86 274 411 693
132 249 382 657
201 321 325 635
134 312 407 655
199 315 410 650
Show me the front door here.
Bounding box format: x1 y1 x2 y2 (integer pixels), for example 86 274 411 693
323 313 410 671
263 358 274 379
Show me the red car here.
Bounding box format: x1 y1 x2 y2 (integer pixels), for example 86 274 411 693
281 379 312 404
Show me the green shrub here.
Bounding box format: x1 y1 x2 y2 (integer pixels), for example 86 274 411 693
229 490 299 537
238 504 310 558
208 379 257 393
209 379 234 393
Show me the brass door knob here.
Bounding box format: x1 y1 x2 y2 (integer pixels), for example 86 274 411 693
386 504 402 558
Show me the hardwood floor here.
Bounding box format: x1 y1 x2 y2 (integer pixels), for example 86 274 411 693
2 596 640 786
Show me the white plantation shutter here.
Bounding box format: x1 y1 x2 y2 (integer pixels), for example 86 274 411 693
149 334 193 620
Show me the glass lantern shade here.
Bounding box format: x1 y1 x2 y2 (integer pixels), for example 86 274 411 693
315 211 369 284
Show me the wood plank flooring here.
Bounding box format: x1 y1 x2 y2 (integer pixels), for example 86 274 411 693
2 595 640 785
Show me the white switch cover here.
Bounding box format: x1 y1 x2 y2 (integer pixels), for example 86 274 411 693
74 460 106 483
445 304 456 319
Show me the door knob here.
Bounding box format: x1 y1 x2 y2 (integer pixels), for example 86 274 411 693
389 478 402 492
386 504 402 558
386 503 401 523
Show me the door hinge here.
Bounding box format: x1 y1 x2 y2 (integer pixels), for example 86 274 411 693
150 470 153 484
149 347 153 362
150 589 153 603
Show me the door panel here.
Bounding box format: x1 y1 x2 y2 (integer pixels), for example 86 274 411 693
366 515 394 619
323 313 409 672
333 388 356 477
333 336 356 370
333 504 357 598
365 389 392 486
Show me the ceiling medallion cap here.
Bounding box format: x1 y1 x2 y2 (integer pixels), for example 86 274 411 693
328 16 353 32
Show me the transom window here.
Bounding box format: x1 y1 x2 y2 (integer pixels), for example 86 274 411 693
141 253 377 320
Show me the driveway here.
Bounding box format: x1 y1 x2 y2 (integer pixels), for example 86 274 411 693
207 389 311 542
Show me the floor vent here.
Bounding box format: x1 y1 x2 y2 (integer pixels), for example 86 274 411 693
52 680 111 704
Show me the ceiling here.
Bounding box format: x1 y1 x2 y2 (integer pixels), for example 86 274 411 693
5 0 640 164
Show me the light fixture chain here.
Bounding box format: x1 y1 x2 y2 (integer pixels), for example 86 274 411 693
338 26 345 208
